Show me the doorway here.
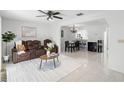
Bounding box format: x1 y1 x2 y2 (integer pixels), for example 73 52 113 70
60 18 109 65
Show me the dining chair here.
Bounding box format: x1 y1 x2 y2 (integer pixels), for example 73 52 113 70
65 41 75 52
75 41 80 50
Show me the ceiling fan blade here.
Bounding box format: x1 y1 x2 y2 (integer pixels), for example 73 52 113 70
36 15 47 17
38 10 47 14
53 16 63 19
36 16 42 17
53 12 60 15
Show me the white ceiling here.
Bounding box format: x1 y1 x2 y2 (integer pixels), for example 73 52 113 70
0 10 102 23
62 18 107 30
67 18 107 26
78 18 107 26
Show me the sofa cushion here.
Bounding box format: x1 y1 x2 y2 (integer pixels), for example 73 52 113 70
36 49 45 57
26 40 35 50
17 51 30 62
33 40 41 49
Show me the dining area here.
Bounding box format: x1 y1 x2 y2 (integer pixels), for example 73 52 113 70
65 40 86 52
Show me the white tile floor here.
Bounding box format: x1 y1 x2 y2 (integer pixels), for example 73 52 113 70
4 49 124 82
59 49 124 82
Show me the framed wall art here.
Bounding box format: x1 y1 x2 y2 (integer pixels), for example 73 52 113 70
22 26 37 37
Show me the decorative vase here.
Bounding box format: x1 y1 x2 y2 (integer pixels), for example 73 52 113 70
3 55 9 62
46 51 50 57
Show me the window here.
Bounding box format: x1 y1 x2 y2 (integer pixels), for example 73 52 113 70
75 30 88 40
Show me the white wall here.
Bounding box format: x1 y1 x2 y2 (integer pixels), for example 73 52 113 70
86 25 106 42
104 11 124 73
2 18 53 56
0 16 1 81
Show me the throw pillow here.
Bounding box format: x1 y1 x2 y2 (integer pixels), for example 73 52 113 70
16 44 26 52
16 40 22 48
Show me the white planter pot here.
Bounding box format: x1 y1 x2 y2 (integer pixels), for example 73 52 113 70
3 55 9 61
46 51 50 57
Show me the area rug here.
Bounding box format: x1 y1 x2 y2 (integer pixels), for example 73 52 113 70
6 58 81 82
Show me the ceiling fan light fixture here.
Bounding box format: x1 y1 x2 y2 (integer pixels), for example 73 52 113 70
47 17 54 21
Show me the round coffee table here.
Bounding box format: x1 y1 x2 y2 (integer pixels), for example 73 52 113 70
39 53 59 69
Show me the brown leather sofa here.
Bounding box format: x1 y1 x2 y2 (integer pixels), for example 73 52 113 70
12 40 58 64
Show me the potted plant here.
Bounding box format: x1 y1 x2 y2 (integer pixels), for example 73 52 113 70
2 31 16 62
44 43 54 57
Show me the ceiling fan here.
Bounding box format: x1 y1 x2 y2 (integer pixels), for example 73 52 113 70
36 10 63 21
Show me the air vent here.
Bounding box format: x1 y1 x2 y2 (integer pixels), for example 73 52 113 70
76 13 84 16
